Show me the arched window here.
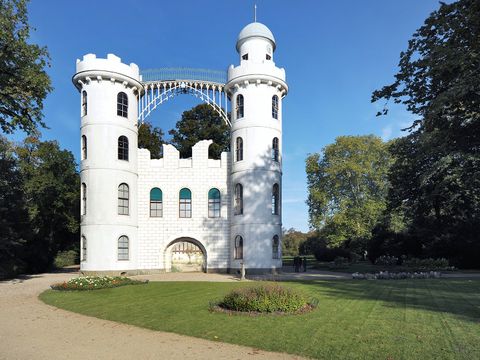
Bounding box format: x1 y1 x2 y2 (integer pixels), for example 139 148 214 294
208 188 221 218
234 235 243 260
81 183 87 215
272 183 279 215
118 236 129 260
117 92 128 118
81 135 87 160
234 184 243 215
236 137 243 162
150 188 163 217
118 183 129 215
118 136 129 161
179 188 192 218
272 137 279 162
81 91 87 116
236 94 244 119
81 235 87 261
272 235 280 259
272 95 279 119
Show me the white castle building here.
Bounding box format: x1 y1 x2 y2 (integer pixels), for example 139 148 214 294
74 21 288 274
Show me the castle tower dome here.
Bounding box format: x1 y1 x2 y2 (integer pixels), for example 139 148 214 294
73 53 144 273
226 22 288 274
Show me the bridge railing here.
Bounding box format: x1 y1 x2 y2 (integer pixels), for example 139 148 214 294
140 68 227 84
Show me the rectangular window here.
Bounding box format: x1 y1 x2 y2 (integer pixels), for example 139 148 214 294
179 199 192 218
150 201 163 217
208 199 221 218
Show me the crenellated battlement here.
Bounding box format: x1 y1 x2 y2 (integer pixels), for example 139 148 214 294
73 53 143 93
138 140 230 170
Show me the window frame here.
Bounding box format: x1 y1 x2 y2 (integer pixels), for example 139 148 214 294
208 188 221 218
118 183 129 215
236 94 244 119
272 95 279 119
81 135 87 160
150 187 163 217
81 183 87 215
118 235 129 261
234 235 243 260
234 183 243 215
236 137 243 162
272 183 279 215
179 188 192 218
272 137 279 162
272 235 280 259
81 90 87 117
81 235 87 261
118 136 129 161
117 92 128 118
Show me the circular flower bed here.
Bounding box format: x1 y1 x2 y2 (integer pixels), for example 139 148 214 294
214 284 316 314
51 276 147 291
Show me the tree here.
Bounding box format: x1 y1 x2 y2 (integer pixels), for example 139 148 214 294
16 137 79 272
0 136 31 278
282 228 308 256
138 120 165 159
306 135 392 252
0 0 52 135
169 104 230 159
372 0 480 267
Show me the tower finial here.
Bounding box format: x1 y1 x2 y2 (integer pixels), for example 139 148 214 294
254 4 257 22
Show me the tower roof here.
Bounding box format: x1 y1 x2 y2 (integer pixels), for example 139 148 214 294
236 22 276 52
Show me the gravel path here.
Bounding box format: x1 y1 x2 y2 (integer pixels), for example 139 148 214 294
0 271 307 360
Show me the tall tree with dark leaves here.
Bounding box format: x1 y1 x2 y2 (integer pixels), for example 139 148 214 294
0 136 31 278
138 120 165 159
16 137 79 272
169 104 230 159
0 0 52 135
372 0 480 267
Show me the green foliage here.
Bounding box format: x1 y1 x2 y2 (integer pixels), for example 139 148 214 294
374 255 399 267
217 284 308 313
0 136 30 278
314 247 351 262
51 276 145 291
0 0 52 135
40 280 480 359
281 228 309 256
53 250 78 268
138 120 164 159
0 136 79 278
306 135 392 251
372 0 480 268
169 104 230 159
15 137 79 272
403 258 452 271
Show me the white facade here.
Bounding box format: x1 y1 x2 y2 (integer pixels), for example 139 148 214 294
74 22 288 274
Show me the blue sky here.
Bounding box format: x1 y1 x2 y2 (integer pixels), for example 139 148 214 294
23 0 445 231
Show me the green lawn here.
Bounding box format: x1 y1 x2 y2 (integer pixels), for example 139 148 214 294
40 280 480 359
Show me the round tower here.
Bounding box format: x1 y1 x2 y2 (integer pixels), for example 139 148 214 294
73 53 144 274
225 22 288 274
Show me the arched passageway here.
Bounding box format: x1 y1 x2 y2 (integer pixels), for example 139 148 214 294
164 237 207 273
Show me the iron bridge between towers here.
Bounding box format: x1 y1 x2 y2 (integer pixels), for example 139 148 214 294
138 68 231 127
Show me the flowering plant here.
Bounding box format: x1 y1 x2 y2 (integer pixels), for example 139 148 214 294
51 276 146 291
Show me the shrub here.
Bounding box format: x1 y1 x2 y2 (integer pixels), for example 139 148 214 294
314 247 351 262
54 250 79 268
403 257 453 271
329 257 349 269
217 285 311 313
51 276 146 291
375 255 399 266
